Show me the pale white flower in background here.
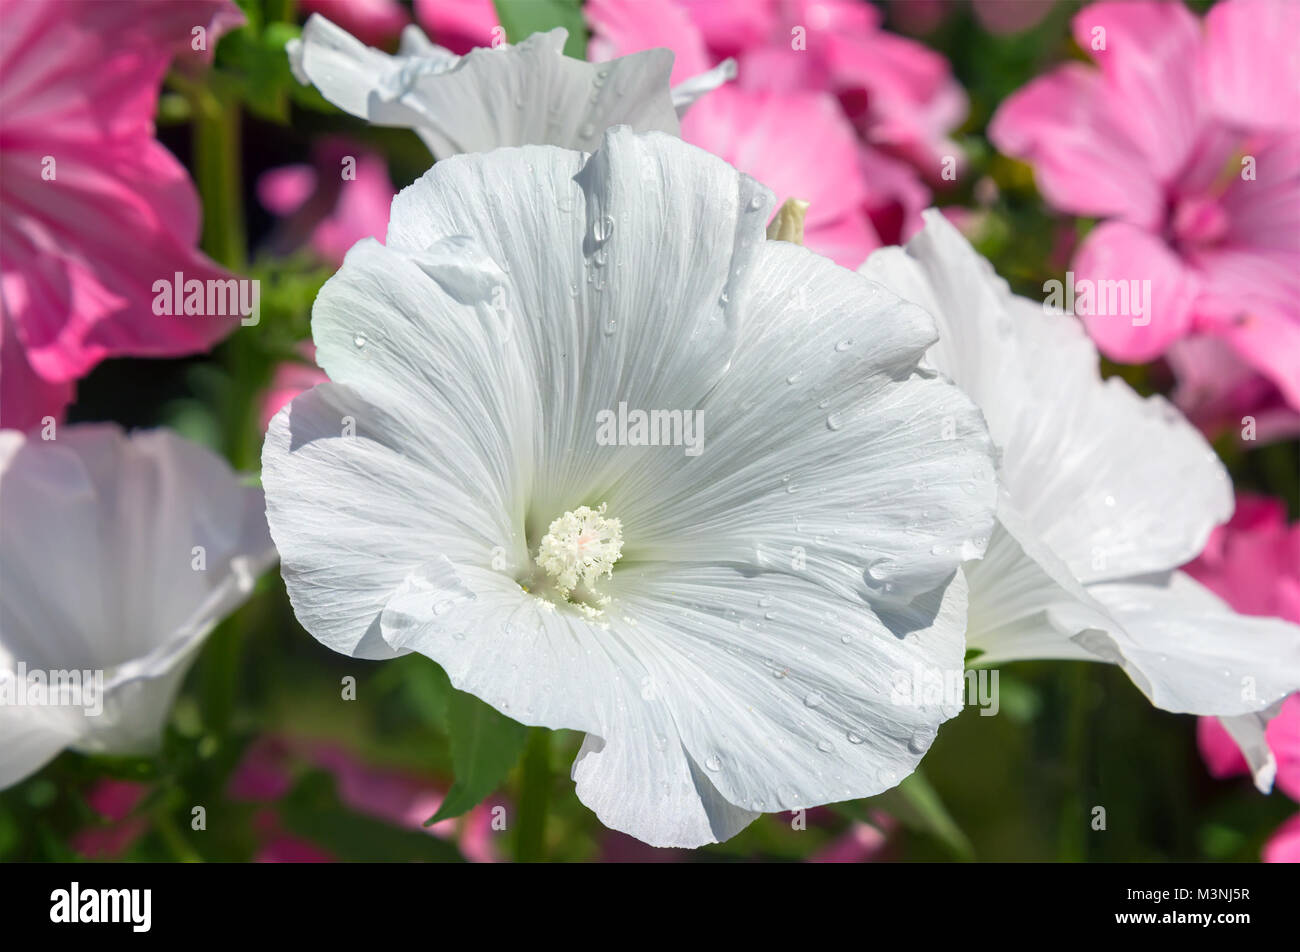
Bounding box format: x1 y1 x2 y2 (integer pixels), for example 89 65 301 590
288 15 734 159
262 128 998 847
0 425 276 789
862 212 1300 790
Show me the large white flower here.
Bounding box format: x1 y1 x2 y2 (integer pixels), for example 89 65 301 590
0 425 276 789
861 212 1300 790
288 15 734 159
262 128 999 847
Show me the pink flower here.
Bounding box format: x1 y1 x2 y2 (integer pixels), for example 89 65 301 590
229 735 503 862
990 0 1300 411
413 0 500 54
1262 812 1300 863
586 0 967 256
256 140 396 267
0 0 245 430
809 819 891 863
1185 493 1300 625
70 778 150 860
299 0 409 47
260 343 328 432
1166 337 1300 446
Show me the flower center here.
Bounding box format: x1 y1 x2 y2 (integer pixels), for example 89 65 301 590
1170 194 1229 251
535 503 624 609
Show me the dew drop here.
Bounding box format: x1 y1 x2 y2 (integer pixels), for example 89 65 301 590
804 691 824 708
591 214 614 243
834 338 854 352
705 755 722 772
825 413 844 431
908 728 936 754
846 731 864 745
353 333 367 348
816 739 835 753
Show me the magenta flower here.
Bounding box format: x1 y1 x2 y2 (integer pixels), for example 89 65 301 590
256 141 396 267
0 0 245 431
299 0 410 47
990 0 1300 411
412 0 500 55
586 0 966 259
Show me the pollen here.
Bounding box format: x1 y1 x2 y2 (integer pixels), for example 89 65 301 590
536 503 624 600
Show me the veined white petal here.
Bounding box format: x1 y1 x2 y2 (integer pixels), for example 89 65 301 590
1064 572 1300 717
0 426 275 787
612 239 998 615
290 15 682 158
862 210 1232 585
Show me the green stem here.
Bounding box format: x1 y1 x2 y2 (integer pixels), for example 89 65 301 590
515 728 551 862
153 809 203 863
190 83 246 272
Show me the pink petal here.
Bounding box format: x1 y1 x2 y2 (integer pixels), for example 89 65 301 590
1268 694 1300 801
1201 0 1300 133
990 63 1164 227
413 0 499 55
1070 1 1204 183
1197 716 1250 779
586 0 711 82
1071 221 1198 362
300 0 410 48
1261 812 1300 863
257 164 318 218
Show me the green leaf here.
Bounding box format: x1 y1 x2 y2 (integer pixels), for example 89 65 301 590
281 771 465 862
426 689 528 824
493 0 587 59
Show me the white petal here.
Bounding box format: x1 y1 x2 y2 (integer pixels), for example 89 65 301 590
291 15 681 158
1214 706 1282 794
964 500 1115 665
671 57 737 117
0 426 274 785
1064 572 1300 716
614 239 998 614
862 210 1232 584
385 127 777 516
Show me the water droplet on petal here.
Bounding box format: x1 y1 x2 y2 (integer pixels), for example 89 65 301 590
705 755 722 771
804 692 824 708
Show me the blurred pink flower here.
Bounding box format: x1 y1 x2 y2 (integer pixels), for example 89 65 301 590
1262 812 1300 863
229 735 502 862
70 778 150 860
810 819 891 863
587 0 966 256
990 0 1300 411
300 0 410 47
256 140 396 267
1167 337 1300 446
1184 493 1300 625
413 0 500 54
0 0 245 431
261 342 328 431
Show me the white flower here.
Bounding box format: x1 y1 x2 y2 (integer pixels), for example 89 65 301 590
0 425 276 789
861 211 1300 790
288 15 735 159
262 128 998 847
